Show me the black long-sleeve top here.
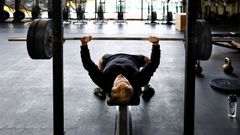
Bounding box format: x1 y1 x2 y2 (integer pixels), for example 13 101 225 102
80 45 160 96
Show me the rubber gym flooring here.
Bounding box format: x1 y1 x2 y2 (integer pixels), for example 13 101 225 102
0 20 240 135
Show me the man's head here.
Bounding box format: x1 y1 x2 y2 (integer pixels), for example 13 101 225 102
111 74 134 103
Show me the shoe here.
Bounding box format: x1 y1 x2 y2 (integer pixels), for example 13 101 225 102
142 85 155 101
94 88 106 100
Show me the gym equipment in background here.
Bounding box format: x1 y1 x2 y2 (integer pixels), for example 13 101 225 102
13 0 25 23
161 0 174 25
204 0 212 20
145 0 159 24
94 0 107 24
210 78 240 119
31 0 41 20
195 60 203 75
210 78 240 94
48 0 52 18
63 0 71 23
205 0 235 24
0 0 10 22
74 0 87 24
223 57 234 74
114 0 127 23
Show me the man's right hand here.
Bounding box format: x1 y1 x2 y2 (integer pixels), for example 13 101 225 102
81 35 92 46
148 36 159 45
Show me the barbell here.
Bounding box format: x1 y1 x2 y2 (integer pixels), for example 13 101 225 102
9 35 231 42
8 19 230 60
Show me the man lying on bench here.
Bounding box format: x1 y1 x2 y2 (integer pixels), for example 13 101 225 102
80 35 161 105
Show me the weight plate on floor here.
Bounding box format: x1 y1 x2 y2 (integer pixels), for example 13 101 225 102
209 78 240 93
195 19 212 60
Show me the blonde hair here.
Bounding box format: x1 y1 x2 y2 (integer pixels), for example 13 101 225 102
111 82 134 103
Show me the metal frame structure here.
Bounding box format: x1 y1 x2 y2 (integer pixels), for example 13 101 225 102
114 106 133 135
5 0 240 134
39 0 196 134
51 0 64 134
184 0 197 135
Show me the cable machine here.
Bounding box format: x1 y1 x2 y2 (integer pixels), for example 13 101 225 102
94 0 107 24
74 0 88 24
161 0 174 25
114 0 127 23
145 0 159 24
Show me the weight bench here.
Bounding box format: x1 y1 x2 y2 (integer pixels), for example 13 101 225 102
107 92 140 135
211 32 240 37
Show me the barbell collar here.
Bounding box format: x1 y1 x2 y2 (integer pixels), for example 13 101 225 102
8 36 233 42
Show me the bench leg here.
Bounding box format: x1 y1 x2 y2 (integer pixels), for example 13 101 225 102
114 106 132 135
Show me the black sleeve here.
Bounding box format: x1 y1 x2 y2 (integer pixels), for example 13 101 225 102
136 55 147 67
101 54 113 66
80 46 106 89
136 45 160 86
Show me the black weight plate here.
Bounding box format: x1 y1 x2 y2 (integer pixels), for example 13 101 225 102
48 1 52 18
0 10 10 22
209 78 240 93
27 19 40 59
118 12 123 20
48 11 52 18
31 5 40 20
63 6 69 21
3 10 10 20
151 11 157 21
98 11 104 20
1 10 10 20
195 19 212 60
13 10 25 22
34 19 52 59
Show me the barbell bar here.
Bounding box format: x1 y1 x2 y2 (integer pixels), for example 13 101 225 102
8 36 233 42
7 19 223 60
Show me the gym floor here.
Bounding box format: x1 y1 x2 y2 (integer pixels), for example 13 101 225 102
0 20 240 135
